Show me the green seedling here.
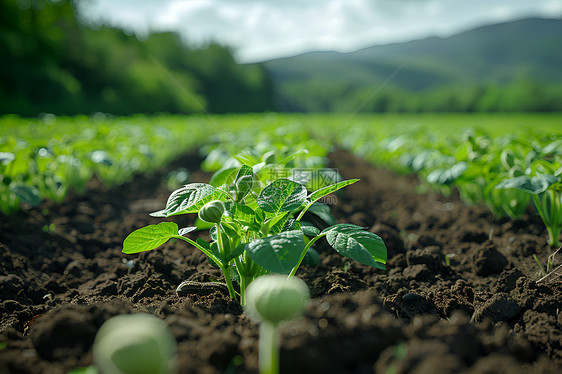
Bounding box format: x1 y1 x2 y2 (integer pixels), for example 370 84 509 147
123 165 387 304
533 254 545 276
244 275 309 374
444 253 455 267
93 313 177 374
455 159 531 220
496 173 561 246
42 223 56 233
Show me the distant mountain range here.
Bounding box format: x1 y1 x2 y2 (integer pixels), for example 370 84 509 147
262 18 562 112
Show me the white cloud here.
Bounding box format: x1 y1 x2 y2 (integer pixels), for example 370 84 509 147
80 0 562 62
542 0 562 14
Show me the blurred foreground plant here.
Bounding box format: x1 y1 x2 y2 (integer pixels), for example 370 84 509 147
244 275 310 374
93 313 177 374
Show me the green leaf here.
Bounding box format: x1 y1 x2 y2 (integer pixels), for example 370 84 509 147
270 212 292 235
178 226 197 236
245 230 304 273
500 149 515 170
201 148 233 172
258 179 307 213
208 242 222 268
234 164 254 182
195 217 214 230
301 225 320 237
262 211 290 235
282 219 301 232
148 209 168 218
209 166 238 187
307 202 337 226
123 222 178 254
234 166 255 201
308 179 359 204
426 162 468 185
220 221 240 239
496 174 559 195
542 139 562 155
277 149 308 166
151 183 231 217
12 184 42 206
323 224 387 270
229 203 257 227
229 242 246 261
66 366 98 374
243 190 260 211
0 152 15 166
254 206 266 225
234 151 261 166
196 238 211 252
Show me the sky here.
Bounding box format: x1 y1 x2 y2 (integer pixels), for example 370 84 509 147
80 0 562 63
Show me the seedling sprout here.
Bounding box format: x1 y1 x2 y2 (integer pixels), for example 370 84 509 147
93 313 177 374
244 275 310 374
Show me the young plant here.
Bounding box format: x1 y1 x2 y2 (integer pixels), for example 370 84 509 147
244 275 309 374
496 172 561 247
122 164 387 304
93 313 177 374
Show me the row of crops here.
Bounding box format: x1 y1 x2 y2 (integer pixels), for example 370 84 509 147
328 115 561 246
1 113 561 245
0 114 211 214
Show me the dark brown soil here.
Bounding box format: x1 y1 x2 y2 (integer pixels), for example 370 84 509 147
1 150 560 374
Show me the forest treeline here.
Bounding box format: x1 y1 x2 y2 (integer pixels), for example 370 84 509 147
0 0 274 116
274 77 562 113
1 0 561 116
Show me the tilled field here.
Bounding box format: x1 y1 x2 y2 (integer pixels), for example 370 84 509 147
0 150 560 374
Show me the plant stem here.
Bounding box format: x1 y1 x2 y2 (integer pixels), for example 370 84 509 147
533 254 544 275
295 205 309 222
221 264 237 300
259 322 279 374
549 190 561 247
235 257 247 305
288 234 325 277
214 223 238 300
215 223 226 258
240 276 247 305
532 193 559 247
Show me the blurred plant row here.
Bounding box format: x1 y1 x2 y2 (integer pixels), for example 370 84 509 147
0 114 209 214
0 114 336 216
1 112 561 245
334 118 561 246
